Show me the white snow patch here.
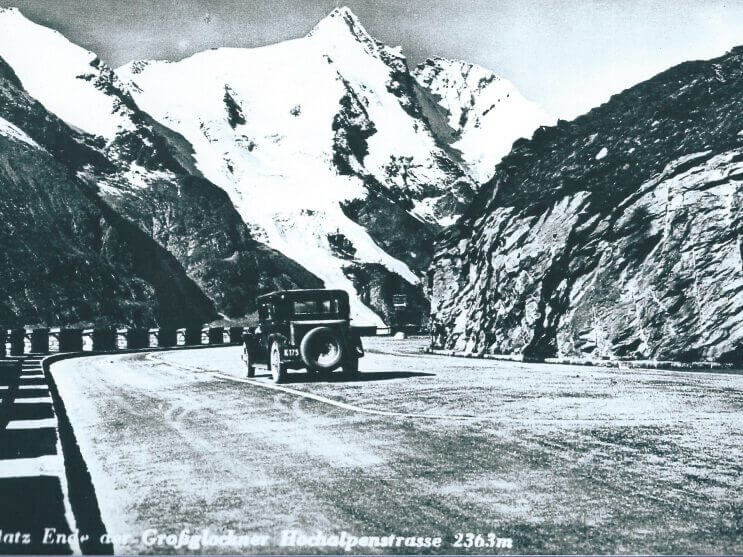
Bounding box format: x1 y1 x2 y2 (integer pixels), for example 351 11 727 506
413 57 552 183
0 116 44 150
121 163 176 189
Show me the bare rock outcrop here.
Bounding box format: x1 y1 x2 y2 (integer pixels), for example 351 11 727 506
431 47 743 363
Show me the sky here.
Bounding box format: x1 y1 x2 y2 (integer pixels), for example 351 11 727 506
5 0 743 119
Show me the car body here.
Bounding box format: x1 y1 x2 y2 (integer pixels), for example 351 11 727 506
241 289 364 382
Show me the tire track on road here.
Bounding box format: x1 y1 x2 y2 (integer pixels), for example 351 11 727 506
145 351 722 425
145 352 481 421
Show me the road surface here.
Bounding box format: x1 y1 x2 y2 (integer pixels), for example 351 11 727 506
50 338 743 554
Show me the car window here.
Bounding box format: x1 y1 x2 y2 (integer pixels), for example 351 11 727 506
293 298 340 315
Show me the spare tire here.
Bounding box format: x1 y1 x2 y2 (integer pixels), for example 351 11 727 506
300 327 344 370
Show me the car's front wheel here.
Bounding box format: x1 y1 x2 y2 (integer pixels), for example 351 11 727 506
270 342 287 384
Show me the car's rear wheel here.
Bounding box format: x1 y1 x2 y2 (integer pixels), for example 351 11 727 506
270 342 287 384
243 345 255 378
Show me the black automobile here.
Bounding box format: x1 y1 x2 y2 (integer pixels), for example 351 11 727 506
241 289 364 383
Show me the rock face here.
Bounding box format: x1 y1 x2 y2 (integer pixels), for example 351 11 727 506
0 92 217 327
431 46 743 363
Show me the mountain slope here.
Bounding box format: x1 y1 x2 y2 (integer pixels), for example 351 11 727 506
0 73 217 327
0 7 321 321
115 7 485 325
431 46 743 363
413 57 550 183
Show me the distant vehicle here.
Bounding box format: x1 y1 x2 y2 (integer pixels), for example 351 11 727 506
241 289 364 383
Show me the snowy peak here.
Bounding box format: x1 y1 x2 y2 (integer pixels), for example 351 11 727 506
306 6 407 65
0 6 135 139
308 6 376 50
414 57 551 183
416 57 504 130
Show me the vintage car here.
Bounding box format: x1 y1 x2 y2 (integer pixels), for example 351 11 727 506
241 289 364 383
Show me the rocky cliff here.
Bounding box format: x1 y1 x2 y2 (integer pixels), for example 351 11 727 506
431 46 743 363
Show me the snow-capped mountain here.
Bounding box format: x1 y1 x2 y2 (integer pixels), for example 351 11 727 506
414 57 551 183
0 5 548 327
0 6 320 324
116 7 484 325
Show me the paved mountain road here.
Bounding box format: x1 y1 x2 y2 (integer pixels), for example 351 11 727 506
50 338 743 554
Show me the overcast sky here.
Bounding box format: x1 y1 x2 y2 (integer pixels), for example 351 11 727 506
5 0 743 119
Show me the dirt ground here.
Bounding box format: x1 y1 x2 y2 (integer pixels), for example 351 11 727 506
50 337 743 554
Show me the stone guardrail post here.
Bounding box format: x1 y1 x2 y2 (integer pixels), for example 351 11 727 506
208 327 225 345
148 328 158 348
30 328 50 354
228 326 245 345
9 328 25 356
49 327 60 352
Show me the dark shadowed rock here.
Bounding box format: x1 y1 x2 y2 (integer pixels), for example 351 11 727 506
0 130 217 328
431 46 743 363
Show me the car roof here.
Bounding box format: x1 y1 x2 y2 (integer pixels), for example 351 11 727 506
256 289 349 302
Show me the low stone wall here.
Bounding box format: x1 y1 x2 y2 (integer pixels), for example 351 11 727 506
1 325 248 356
